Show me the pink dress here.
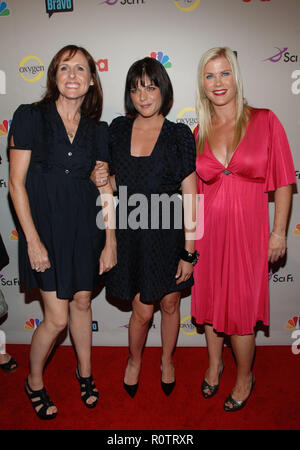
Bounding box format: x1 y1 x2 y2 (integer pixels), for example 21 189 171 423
191 108 296 335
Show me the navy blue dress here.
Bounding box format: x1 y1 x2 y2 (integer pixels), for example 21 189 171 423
8 101 108 299
106 116 196 304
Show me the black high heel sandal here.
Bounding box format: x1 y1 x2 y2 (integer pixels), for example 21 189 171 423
76 367 99 408
201 362 224 399
224 375 255 412
0 356 18 372
25 377 57 420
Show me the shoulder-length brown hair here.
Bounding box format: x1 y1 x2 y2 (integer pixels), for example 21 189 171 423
38 45 103 120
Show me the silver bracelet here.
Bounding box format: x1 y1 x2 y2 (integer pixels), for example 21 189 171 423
271 231 286 240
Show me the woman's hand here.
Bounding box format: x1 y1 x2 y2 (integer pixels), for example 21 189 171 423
268 233 287 264
175 259 193 285
99 242 117 275
90 161 109 187
27 239 51 272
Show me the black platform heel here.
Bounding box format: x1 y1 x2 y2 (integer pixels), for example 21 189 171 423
76 367 99 408
25 378 57 420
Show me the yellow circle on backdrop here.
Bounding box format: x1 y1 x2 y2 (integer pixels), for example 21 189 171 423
19 55 44 83
180 315 197 335
174 0 201 12
177 107 196 119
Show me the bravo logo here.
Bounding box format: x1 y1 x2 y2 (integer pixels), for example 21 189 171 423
45 0 73 18
174 0 201 12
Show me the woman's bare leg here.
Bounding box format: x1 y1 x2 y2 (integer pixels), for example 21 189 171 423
69 290 98 405
160 292 181 383
27 290 69 415
225 334 255 407
202 324 224 394
124 293 154 385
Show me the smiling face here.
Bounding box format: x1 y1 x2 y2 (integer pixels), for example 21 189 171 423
130 75 163 119
55 50 94 102
203 56 236 109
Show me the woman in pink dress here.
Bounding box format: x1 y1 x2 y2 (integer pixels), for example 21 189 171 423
191 47 296 411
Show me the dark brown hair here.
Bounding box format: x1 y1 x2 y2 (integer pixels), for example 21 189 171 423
125 57 173 118
38 45 103 120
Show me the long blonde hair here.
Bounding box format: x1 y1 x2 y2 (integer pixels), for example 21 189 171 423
195 47 250 154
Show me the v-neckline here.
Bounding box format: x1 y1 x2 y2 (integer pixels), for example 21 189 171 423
207 120 250 169
129 117 166 158
53 101 83 146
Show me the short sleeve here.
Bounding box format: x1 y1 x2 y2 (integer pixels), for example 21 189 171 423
176 123 196 182
7 104 35 150
264 110 296 192
108 117 124 176
95 121 109 162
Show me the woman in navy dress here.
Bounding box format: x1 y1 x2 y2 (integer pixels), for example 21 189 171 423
8 45 116 419
94 57 198 397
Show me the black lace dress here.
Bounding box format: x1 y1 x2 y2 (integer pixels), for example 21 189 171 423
106 116 196 304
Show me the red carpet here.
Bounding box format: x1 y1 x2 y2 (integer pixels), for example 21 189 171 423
0 344 299 431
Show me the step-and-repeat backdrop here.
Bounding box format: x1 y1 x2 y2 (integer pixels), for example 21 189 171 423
0 0 299 348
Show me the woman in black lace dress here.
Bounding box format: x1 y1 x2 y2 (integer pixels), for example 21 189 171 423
94 58 198 397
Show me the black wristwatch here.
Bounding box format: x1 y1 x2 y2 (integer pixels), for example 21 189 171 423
180 249 199 266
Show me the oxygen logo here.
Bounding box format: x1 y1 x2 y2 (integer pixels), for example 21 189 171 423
176 107 197 130
180 315 197 335
19 56 45 83
174 0 201 12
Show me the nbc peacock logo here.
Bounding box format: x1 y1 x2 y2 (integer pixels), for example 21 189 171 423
150 52 172 69
9 230 18 241
0 2 10 16
0 119 11 136
285 316 300 330
25 318 42 331
293 224 300 235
